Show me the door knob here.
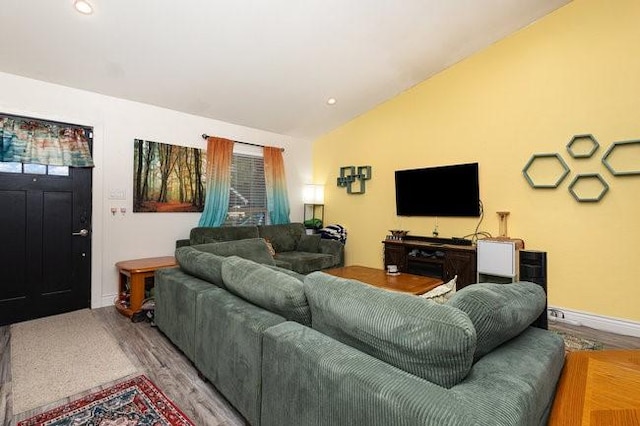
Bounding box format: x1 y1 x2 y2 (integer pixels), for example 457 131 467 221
72 229 89 237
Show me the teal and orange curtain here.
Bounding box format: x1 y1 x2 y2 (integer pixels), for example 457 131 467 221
0 116 94 167
198 136 234 227
264 146 290 224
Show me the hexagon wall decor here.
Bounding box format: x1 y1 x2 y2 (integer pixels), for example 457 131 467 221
566 134 599 159
601 139 640 176
523 153 570 189
568 173 609 202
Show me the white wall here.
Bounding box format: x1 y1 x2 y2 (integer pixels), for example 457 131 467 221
0 71 313 308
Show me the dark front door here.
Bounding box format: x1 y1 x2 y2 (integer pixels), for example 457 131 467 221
0 136 92 326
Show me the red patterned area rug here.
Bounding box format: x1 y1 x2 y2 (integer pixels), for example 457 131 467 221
18 375 194 426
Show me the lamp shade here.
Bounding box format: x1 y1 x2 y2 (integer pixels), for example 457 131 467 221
303 184 324 204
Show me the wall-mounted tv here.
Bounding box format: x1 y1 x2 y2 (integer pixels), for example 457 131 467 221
395 162 480 217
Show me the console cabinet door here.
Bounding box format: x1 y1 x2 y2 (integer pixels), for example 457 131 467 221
384 245 407 271
444 250 477 289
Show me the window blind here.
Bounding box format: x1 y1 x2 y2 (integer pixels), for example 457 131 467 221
224 153 267 226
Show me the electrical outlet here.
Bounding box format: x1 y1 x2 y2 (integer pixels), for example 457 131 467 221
548 309 565 319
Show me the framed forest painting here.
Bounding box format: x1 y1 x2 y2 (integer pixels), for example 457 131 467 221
133 139 205 212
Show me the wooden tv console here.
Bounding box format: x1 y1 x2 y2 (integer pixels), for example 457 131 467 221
382 236 477 289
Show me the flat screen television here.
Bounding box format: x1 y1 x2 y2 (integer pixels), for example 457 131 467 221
395 162 480 217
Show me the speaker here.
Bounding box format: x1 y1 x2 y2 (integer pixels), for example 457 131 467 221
519 250 548 329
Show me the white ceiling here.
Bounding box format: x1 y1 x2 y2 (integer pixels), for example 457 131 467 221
0 0 570 139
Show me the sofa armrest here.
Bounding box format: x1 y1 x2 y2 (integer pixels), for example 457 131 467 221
155 268 215 360
318 239 344 266
176 238 191 248
451 327 565 426
261 322 477 426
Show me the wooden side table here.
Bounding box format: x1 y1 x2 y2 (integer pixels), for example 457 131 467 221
548 349 640 425
115 256 177 318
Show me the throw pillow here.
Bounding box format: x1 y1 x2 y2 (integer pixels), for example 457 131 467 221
175 246 226 288
222 256 311 326
297 234 321 253
420 275 457 304
447 281 546 361
263 238 276 256
304 272 476 389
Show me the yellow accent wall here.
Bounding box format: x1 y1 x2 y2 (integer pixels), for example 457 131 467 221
313 0 640 322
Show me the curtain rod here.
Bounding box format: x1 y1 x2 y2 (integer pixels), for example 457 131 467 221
201 134 284 152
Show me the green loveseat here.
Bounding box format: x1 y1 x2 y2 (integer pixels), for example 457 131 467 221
155 250 565 426
176 222 344 274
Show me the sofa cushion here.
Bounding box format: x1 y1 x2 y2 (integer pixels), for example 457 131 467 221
175 246 226 288
297 234 321 252
273 252 336 275
258 223 305 253
192 238 276 266
262 264 306 282
304 272 476 388
189 225 259 245
222 256 311 326
447 281 546 361
273 258 293 270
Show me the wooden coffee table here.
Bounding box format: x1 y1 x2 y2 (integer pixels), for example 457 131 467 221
548 349 640 425
324 265 443 295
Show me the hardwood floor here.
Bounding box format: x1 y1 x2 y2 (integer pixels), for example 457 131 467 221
1 309 639 425
549 320 640 350
549 349 640 425
1 307 247 426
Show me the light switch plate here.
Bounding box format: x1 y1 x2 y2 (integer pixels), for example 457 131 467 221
109 188 126 200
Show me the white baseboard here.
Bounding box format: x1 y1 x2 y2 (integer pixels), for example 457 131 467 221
101 294 117 308
548 305 640 338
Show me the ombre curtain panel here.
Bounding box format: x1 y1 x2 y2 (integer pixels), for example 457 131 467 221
198 136 234 227
264 146 290 225
0 116 94 167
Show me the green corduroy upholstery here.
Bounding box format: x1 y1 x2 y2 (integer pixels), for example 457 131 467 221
175 246 227 288
273 251 337 275
262 263 305 281
189 225 259 245
177 223 344 273
258 223 305 252
447 281 546 360
195 287 285 426
297 234 321 252
304 272 476 388
191 238 276 266
261 321 479 426
222 256 311 326
261 321 564 426
451 326 565 426
154 267 218 360
158 242 563 426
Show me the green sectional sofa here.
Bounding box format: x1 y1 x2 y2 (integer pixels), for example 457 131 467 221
155 249 565 426
176 222 344 274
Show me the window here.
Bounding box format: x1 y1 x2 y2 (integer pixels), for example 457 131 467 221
0 161 69 176
223 152 267 226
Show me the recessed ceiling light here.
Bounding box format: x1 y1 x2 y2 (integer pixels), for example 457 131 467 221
327 98 337 105
74 0 93 15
